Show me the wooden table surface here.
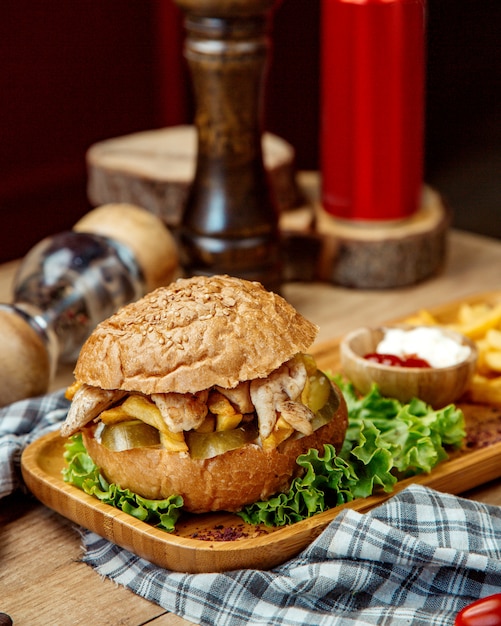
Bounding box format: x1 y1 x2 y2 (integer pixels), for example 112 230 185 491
3 223 501 625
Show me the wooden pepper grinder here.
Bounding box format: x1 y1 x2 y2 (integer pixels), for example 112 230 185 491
173 0 282 292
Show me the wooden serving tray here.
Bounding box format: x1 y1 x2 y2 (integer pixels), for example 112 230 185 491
21 291 501 574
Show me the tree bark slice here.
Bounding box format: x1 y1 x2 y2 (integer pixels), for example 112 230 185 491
281 186 450 288
86 125 302 227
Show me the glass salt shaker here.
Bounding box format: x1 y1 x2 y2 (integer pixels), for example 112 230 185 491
9 230 145 373
0 203 179 407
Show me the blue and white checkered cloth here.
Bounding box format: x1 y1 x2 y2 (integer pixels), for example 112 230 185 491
3 390 501 625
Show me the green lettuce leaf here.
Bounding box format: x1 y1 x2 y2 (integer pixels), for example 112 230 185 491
62 434 183 532
238 375 465 527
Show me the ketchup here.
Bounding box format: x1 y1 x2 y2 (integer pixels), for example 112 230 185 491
364 353 431 368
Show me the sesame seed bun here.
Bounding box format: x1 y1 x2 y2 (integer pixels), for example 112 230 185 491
74 275 319 394
66 275 348 514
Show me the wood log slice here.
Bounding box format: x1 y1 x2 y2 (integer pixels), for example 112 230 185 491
86 125 302 227
280 185 450 289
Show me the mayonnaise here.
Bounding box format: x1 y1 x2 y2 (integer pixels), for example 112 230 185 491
376 327 471 368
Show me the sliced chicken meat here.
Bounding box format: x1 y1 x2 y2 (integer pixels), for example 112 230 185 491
60 384 127 437
152 390 209 433
61 357 314 443
215 381 254 414
278 400 314 435
250 358 311 439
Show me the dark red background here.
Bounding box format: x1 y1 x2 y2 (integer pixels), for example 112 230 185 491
1 0 499 263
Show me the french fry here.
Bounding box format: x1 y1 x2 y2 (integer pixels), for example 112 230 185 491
484 350 501 374
159 430 188 453
99 405 131 425
65 380 82 401
455 303 501 340
457 302 492 325
121 394 168 433
486 328 501 350
404 309 439 326
122 394 189 452
262 416 294 451
97 393 189 452
469 374 501 406
475 338 493 376
405 299 501 405
208 391 243 431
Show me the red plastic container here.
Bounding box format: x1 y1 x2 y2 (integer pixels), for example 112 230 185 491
321 0 426 221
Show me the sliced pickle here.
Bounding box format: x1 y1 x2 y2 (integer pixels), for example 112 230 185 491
302 368 332 413
101 419 161 451
309 371 340 431
299 353 318 377
187 422 259 460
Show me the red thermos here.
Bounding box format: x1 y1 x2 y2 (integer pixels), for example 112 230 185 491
321 0 426 221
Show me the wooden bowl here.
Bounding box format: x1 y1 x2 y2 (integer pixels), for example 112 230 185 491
339 325 478 407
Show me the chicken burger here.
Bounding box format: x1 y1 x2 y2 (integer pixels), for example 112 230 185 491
61 275 348 514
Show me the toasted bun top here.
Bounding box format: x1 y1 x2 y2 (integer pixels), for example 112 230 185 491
74 275 318 394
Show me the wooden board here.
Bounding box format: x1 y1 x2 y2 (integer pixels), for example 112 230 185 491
86 125 303 225
281 186 450 288
20 290 501 574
